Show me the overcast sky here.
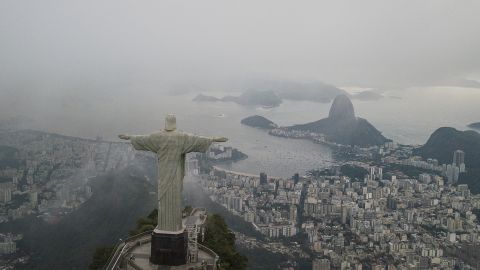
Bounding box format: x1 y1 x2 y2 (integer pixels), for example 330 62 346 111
1 0 480 99
1 0 480 140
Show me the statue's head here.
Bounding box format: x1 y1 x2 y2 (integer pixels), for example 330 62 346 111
165 114 176 131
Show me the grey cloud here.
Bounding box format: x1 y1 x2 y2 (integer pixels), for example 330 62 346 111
1 0 480 97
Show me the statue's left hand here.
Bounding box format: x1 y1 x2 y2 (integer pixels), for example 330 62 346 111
213 136 228 142
118 134 131 140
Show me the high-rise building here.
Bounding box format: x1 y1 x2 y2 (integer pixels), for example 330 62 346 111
368 166 383 180
30 191 38 208
293 173 300 185
418 173 431 184
452 150 466 173
290 204 297 222
459 163 466 173
341 205 348 224
445 164 460 184
0 234 16 255
387 195 397 210
453 150 465 167
312 258 331 270
260 172 268 185
0 183 12 204
369 167 375 179
228 196 243 212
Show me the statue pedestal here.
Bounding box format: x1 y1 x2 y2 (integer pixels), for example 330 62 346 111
149 228 188 266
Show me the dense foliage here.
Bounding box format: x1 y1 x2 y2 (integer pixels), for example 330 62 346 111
307 165 367 181
89 246 115 270
383 164 439 179
340 165 368 180
128 209 158 236
306 168 333 179
201 214 248 270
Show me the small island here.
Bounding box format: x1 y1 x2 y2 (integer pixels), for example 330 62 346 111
241 115 278 129
193 90 282 108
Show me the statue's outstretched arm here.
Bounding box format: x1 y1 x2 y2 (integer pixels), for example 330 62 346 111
118 134 131 140
120 134 158 152
212 136 228 142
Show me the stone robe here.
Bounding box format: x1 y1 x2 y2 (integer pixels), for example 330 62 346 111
130 131 212 232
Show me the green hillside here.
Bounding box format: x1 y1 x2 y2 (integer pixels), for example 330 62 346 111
417 127 480 193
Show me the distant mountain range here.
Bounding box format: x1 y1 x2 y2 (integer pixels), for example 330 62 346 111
241 115 278 129
223 90 282 107
192 81 383 108
416 127 480 193
282 95 389 147
255 80 347 103
268 81 383 102
193 94 220 102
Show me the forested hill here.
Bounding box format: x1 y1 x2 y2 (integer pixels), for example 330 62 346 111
417 127 480 165
416 127 480 193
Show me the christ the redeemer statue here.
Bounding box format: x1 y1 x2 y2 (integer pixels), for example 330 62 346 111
119 114 227 266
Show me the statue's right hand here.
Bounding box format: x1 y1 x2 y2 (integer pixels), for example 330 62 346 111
213 136 228 142
118 134 131 140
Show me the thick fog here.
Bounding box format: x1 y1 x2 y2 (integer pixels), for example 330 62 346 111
1 0 480 139
2 0 480 87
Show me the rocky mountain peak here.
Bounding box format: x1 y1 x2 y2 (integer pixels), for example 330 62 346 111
328 94 355 120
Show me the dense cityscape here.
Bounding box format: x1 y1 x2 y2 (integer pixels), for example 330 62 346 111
0 130 137 267
192 141 480 269
1 127 480 269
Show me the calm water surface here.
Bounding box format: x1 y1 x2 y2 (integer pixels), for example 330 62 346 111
10 86 480 177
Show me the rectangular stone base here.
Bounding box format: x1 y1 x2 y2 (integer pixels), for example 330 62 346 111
149 230 187 266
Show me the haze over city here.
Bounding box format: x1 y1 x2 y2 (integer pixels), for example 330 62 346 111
1 1 480 270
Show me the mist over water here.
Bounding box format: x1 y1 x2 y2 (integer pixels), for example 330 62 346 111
1 86 479 177
351 87 480 144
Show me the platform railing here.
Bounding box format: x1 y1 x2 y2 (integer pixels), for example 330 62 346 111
104 230 152 270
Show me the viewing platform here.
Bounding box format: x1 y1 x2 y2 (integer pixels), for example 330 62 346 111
106 208 218 270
